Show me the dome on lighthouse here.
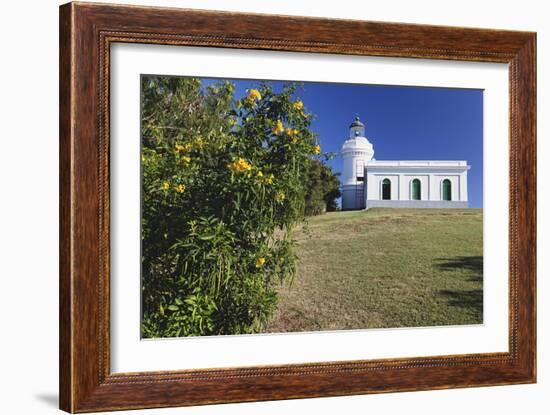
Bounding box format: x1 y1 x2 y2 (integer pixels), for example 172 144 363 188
347 116 366 139
349 116 365 129
341 116 374 158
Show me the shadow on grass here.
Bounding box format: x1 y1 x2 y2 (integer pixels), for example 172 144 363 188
438 289 483 313
435 256 483 314
436 256 483 283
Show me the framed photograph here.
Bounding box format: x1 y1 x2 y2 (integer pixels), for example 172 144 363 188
59 2 536 412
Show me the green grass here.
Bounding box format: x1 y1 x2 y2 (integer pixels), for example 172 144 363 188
266 208 483 333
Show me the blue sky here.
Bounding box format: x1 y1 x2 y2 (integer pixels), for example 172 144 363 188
202 77 483 208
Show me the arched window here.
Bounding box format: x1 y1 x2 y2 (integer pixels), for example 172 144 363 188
411 179 421 200
442 179 452 201
382 178 391 200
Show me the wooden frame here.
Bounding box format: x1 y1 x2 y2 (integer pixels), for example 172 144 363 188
59 2 536 412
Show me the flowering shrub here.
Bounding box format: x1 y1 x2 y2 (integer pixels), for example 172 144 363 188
140 77 320 337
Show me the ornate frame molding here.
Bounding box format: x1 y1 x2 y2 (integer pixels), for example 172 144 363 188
60 2 536 412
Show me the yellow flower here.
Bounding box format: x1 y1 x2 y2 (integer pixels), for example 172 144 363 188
257 171 264 178
246 89 262 103
162 181 170 190
182 155 191 163
175 184 186 193
175 142 192 153
228 158 252 173
263 174 274 185
292 137 299 144
313 144 321 154
275 191 286 202
272 119 284 135
255 257 266 268
293 100 304 110
285 128 299 137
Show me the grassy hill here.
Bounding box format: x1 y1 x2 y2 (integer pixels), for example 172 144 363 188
266 208 483 333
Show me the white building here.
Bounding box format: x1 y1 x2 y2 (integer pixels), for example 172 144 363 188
341 117 470 210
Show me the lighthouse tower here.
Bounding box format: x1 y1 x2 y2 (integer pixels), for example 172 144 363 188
341 116 374 210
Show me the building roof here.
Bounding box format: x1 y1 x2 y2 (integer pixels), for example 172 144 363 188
368 160 468 167
365 160 470 171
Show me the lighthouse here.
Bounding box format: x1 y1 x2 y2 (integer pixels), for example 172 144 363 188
341 116 374 210
340 116 470 210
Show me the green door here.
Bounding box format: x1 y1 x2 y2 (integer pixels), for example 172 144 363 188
382 179 391 200
412 179 421 200
442 179 451 201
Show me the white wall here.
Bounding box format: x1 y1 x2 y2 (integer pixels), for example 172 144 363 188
367 174 400 200
342 152 370 186
367 171 466 201
400 175 429 200
342 185 365 210
430 175 461 201
1 1 547 415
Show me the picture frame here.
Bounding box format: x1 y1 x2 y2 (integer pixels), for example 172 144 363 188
59 2 536 412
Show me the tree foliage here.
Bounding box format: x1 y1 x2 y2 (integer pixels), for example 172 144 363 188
304 159 341 216
140 76 324 337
